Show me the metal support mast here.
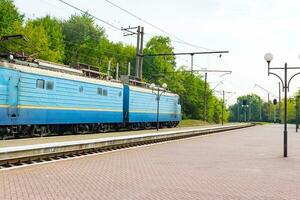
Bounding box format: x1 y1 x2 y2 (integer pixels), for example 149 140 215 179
121 26 144 80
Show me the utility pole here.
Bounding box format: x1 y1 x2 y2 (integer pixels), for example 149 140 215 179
268 93 270 122
237 103 240 122
139 27 144 79
192 69 232 121
121 26 144 80
222 90 224 125
259 101 262 121
215 90 234 125
279 82 282 123
296 95 299 132
107 60 111 80
204 72 207 121
249 103 251 122
190 54 193 73
254 83 278 122
143 51 231 122
135 26 140 78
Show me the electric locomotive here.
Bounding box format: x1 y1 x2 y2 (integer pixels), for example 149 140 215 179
0 54 181 139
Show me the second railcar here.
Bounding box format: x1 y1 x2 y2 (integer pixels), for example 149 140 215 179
123 85 181 128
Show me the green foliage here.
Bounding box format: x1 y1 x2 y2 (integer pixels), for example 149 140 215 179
229 94 264 122
143 36 228 123
143 36 176 82
0 0 23 35
62 14 106 65
31 15 65 62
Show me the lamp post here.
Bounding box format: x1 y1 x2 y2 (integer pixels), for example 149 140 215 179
150 83 167 131
264 53 300 157
296 95 299 132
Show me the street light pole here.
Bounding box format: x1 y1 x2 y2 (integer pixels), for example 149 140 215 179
156 87 160 131
296 95 299 132
150 83 167 131
264 53 300 157
283 63 287 157
279 82 282 123
268 93 270 122
244 106 247 122
242 105 248 122
222 90 224 126
298 95 300 132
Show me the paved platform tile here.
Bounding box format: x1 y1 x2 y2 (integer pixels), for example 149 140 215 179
1 125 300 200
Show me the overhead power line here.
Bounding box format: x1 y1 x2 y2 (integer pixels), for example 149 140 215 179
56 0 121 31
103 0 215 51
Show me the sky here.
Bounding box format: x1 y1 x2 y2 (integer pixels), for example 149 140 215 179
14 0 300 104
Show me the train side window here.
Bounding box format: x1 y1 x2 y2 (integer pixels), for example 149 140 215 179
97 88 103 95
103 89 108 96
46 81 54 90
79 86 83 93
36 79 45 89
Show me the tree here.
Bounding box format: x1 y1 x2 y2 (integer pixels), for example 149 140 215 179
62 14 106 66
143 36 176 83
0 0 23 35
229 94 270 122
31 15 65 62
0 0 24 53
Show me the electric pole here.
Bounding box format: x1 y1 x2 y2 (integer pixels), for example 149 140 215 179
204 72 207 121
254 83 278 122
193 69 232 121
143 51 231 122
121 26 144 80
215 90 234 125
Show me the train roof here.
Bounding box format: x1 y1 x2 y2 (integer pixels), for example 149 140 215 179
0 56 178 96
0 58 123 88
128 85 178 97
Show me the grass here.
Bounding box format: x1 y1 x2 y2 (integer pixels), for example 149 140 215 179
178 119 211 127
178 119 248 127
250 121 274 125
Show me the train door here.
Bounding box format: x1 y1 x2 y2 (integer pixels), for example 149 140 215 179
7 75 20 118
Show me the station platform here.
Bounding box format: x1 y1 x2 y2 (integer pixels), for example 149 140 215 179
0 123 251 165
0 123 241 148
1 124 300 200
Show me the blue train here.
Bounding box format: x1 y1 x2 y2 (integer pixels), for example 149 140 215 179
0 56 181 138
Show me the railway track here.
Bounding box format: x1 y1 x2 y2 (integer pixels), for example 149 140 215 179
0 124 254 169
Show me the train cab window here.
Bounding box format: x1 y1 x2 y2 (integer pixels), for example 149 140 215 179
97 88 103 95
103 89 108 96
79 86 83 93
36 79 45 89
46 81 54 90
